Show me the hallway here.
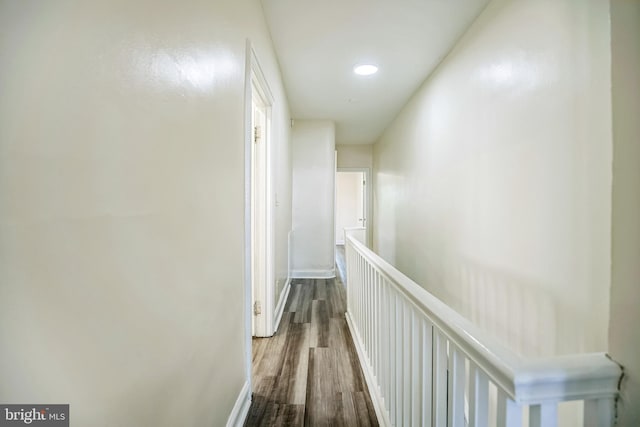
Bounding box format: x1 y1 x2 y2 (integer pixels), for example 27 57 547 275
1 2 638 426
245 278 378 426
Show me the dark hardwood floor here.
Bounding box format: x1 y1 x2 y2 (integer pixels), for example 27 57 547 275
245 278 378 427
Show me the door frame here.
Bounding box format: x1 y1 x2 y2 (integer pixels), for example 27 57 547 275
244 41 276 373
336 167 372 248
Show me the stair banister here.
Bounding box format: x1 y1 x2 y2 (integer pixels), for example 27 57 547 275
344 235 621 427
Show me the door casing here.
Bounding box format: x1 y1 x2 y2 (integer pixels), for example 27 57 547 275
336 167 372 248
244 41 276 384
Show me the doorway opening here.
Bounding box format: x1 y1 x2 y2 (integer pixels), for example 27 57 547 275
245 42 276 355
251 80 269 337
335 167 371 284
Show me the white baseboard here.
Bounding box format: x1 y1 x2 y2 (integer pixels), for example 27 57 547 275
225 381 251 427
291 269 336 279
273 278 291 333
345 312 391 427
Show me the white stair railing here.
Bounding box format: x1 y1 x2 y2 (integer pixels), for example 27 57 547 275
345 235 621 427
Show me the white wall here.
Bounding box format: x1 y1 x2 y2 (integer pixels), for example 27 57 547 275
336 144 373 169
373 0 612 359
291 120 336 277
335 172 364 245
0 1 291 426
609 0 640 425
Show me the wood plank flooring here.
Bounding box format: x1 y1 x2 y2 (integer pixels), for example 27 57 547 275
245 278 378 427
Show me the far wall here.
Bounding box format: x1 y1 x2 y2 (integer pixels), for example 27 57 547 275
291 120 336 278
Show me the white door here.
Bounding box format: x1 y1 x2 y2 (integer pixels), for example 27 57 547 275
251 84 268 336
335 171 366 245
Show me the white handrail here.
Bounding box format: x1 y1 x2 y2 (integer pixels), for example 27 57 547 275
345 235 621 427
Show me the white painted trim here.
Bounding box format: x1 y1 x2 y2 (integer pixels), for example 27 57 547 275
291 269 336 279
264 91 275 337
273 278 291 333
333 150 338 283
247 42 276 339
225 381 251 427
242 38 253 395
287 230 292 281
345 312 391 427
346 234 623 407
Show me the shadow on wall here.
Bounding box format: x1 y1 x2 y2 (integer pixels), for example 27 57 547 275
440 257 593 358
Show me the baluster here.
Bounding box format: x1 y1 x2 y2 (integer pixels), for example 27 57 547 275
529 403 557 427
410 311 420 426
357 255 362 323
380 278 388 407
368 267 373 359
395 298 404 426
360 262 364 347
345 243 349 283
358 255 363 329
363 260 367 342
584 398 614 427
371 270 377 378
371 268 375 365
402 303 411 425
422 319 433 426
378 273 383 386
354 252 358 315
469 364 489 427
346 245 351 312
374 271 380 382
433 330 448 427
387 282 392 408
368 265 373 360
373 270 377 370
411 308 431 426
364 264 369 357
350 253 355 318
355 253 359 321
387 283 393 415
389 290 396 423
352 251 357 314
496 390 521 427
447 344 466 427
351 252 356 320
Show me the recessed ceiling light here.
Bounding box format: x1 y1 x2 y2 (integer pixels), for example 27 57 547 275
354 64 378 76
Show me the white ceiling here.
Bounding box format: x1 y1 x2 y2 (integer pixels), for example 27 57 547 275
261 0 490 145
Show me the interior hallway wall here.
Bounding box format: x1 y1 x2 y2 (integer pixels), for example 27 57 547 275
336 144 373 170
0 1 291 426
291 120 336 277
609 0 640 424
372 0 612 359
